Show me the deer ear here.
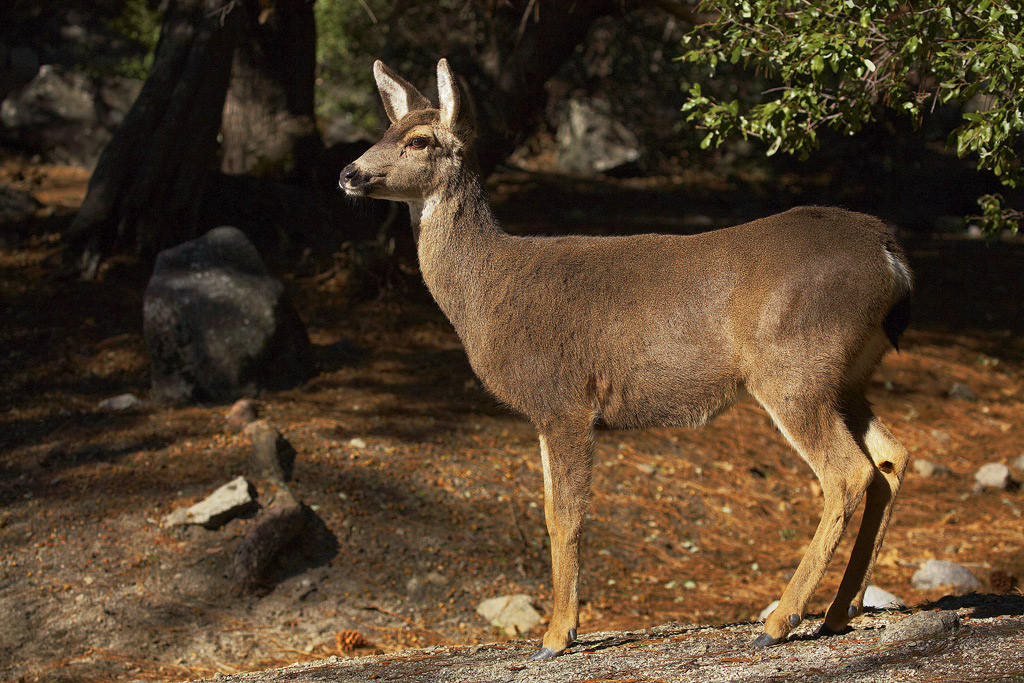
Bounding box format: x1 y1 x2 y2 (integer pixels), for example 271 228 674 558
373 60 430 123
437 58 475 141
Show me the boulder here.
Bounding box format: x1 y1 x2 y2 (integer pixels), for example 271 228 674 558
0 63 142 167
144 226 315 404
555 97 641 175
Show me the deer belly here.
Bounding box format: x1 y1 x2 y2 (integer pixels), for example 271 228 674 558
591 363 738 430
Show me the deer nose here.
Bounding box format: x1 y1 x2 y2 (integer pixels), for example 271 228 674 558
340 163 359 187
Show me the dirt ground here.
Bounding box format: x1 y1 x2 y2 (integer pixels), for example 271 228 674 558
1 157 1023 683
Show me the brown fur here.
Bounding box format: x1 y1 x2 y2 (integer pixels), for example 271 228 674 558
341 59 913 658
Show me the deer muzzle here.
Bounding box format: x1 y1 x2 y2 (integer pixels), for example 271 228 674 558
340 163 374 196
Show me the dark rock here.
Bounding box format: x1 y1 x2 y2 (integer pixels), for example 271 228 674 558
0 185 40 232
244 419 295 483
878 610 961 645
144 226 316 404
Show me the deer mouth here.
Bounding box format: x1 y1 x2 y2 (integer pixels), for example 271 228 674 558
339 164 382 197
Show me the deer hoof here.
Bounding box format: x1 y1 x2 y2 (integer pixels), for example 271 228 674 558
529 646 560 662
751 632 783 648
816 623 849 638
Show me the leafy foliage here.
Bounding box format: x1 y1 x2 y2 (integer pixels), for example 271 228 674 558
314 0 391 133
681 0 1024 233
106 0 162 78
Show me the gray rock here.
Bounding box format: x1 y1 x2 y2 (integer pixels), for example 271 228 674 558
0 64 104 167
555 98 640 175
163 476 256 529
144 227 315 404
947 382 977 401
974 463 1011 490
863 585 904 610
878 610 961 644
911 559 982 593
913 460 951 478
1013 454 1024 472
97 393 144 411
476 594 542 636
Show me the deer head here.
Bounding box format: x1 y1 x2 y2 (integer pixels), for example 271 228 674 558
340 59 476 203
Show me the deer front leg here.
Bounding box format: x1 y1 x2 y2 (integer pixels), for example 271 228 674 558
530 426 595 661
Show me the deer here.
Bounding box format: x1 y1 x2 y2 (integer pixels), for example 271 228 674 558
340 58 912 661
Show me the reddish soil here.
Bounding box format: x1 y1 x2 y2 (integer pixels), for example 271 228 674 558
1 161 1022 683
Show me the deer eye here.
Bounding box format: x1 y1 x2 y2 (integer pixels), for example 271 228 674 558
407 136 429 150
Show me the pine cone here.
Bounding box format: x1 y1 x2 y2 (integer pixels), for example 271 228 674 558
335 629 369 651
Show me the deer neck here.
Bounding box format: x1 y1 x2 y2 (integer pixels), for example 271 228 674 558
412 168 506 336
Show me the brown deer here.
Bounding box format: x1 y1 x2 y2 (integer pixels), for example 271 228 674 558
341 59 912 661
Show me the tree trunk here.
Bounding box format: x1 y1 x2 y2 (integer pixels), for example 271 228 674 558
68 0 332 278
220 0 322 187
384 0 621 175
69 0 240 277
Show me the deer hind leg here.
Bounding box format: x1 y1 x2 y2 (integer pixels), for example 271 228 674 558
530 422 595 661
752 397 876 647
819 395 908 635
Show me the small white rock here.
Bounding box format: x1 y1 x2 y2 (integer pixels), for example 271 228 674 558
974 463 1011 490
913 460 951 478
98 393 144 410
863 585 904 610
162 476 255 529
348 437 368 449
1012 454 1024 472
476 594 542 636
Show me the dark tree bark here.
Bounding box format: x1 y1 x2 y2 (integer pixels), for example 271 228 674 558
68 0 630 277
220 0 322 186
384 0 622 175
68 0 331 278
69 0 240 277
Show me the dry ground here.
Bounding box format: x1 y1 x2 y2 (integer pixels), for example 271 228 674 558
1 159 1022 683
